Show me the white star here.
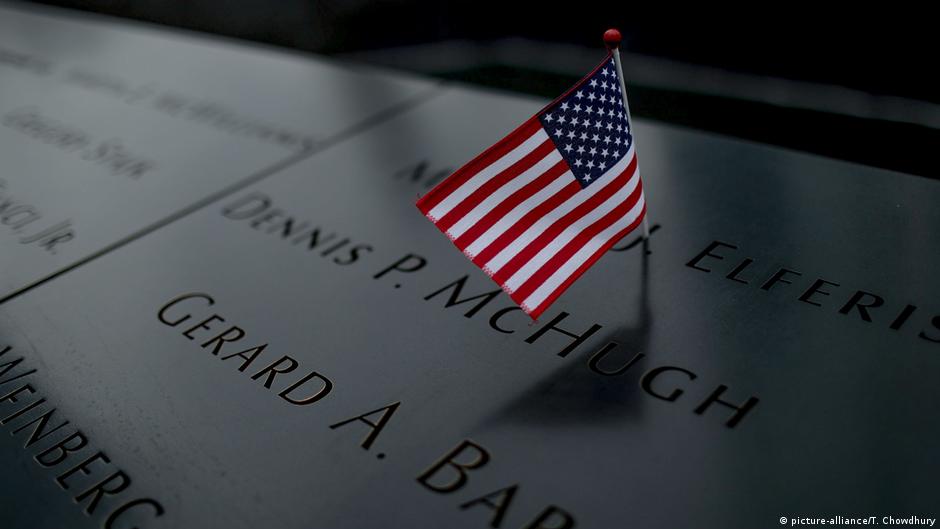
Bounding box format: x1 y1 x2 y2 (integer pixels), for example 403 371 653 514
587 92 596 101
575 91 584 99
599 94 607 103
601 81 608 90
564 144 573 152
599 162 607 170
591 133 600 142
585 106 593 114
580 132 588 140
558 115 567 124
613 150 620 158
616 124 623 133
574 159 583 167
618 112 624 119
601 148 609 157
594 120 603 128
586 160 595 169
576 145 585 154
583 174 592 182
589 147 597 156
560 102 569 111
614 137 622 145
567 130 576 139
608 109 615 117
602 68 609 76
554 129 563 137
544 113 553 122
573 103 582 112
605 122 613 131
590 79 598 87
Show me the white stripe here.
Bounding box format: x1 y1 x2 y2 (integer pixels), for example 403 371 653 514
522 192 646 312
483 145 635 275
464 170 572 258
504 163 640 292
446 150 562 240
427 129 548 221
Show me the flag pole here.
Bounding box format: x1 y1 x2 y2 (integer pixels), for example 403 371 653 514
605 28 650 241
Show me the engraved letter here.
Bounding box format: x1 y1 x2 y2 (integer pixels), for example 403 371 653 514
417 439 490 494
459 484 519 528
525 312 602 358
694 385 759 428
278 371 333 406
329 401 401 450
157 292 214 327
424 275 502 318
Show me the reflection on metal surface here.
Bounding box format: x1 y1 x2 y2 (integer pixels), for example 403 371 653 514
0 5 938 529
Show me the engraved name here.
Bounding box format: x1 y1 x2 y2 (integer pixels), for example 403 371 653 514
686 240 940 344
157 292 334 406
220 192 373 265
372 249 758 429
2 106 156 179
0 178 74 254
0 345 165 528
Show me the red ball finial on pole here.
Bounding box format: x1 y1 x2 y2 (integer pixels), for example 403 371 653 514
603 28 622 50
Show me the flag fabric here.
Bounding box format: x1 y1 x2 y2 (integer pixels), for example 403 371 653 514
416 53 646 320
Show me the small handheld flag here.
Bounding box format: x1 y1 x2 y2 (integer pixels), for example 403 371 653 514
417 29 647 320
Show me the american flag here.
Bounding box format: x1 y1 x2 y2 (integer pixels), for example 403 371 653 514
417 54 646 320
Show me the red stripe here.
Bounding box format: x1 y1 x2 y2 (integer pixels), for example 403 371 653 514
434 138 556 232
453 158 569 250
527 202 647 320
491 154 638 286
510 179 643 305
416 118 542 215
471 181 580 270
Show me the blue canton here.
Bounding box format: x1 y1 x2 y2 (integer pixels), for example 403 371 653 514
537 58 632 189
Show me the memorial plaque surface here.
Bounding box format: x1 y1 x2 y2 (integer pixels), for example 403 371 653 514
1 72 938 529
0 3 437 301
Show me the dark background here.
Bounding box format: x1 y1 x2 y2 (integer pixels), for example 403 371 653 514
26 0 939 178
